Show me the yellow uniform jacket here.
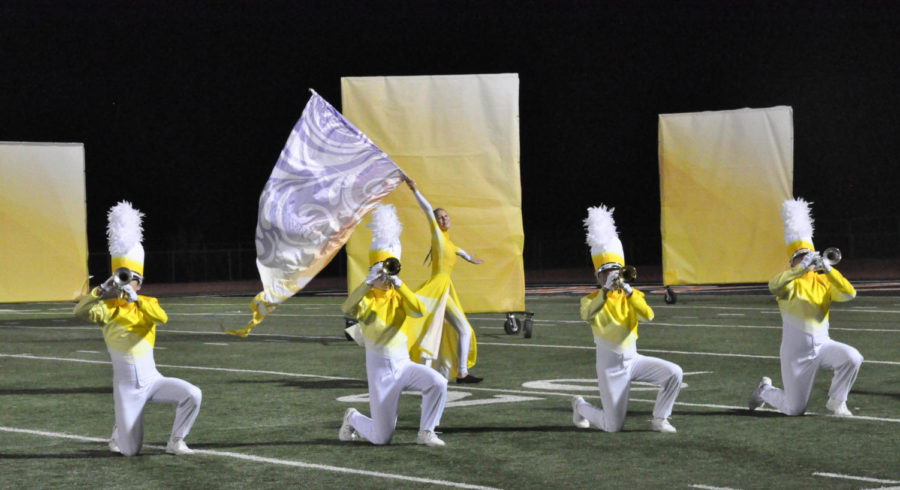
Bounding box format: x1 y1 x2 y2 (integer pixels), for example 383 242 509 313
73 287 168 362
342 281 426 358
580 288 654 354
769 265 855 339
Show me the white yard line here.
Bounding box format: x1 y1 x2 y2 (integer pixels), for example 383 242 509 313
689 485 740 490
640 348 900 366
525 319 900 333
0 353 357 381
0 324 346 341
477 342 900 366
170 312 343 318
3 353 898 423
631 398 900 423
6 303 900 315
1 325 896 364
0 426 500 490
812 472 900 484
162 302 340 307
660 305 900 315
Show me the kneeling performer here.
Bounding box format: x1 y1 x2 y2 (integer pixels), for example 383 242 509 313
571 205 683 434
339 204 448 447
74 201 202 456
748 198 862 417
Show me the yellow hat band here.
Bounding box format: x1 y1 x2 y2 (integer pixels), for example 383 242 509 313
111 256 144 276
369 249 395 266
591 251 624 272
786 240 815 259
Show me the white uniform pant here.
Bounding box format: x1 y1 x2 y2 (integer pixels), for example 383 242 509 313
111 356 202 456
575 346 683 432
350 350 448 445
445 297 473 377
760 328 863 416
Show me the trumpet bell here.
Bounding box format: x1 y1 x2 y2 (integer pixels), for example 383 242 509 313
620 265 638 283
113 267 134 288
382 257 402 276
823 247 842 266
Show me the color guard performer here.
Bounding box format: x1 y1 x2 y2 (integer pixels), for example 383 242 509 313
339 204 449 447
402 176 482 383
571 205 683 433
74 201 202 456
748 198 862 417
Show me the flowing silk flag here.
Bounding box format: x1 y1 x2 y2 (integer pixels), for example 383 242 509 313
225 90 403 337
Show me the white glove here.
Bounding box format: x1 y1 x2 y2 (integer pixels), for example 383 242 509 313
819 256 832 273
99 275 118 294
388 275 402 288
365 263 382 286
603 270 619 290
622 283 633 296
799 251 819 270
121 284 138 304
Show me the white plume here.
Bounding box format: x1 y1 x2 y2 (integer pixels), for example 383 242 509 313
781 198 814 245
368 204 402 254
107 201 144 256
584 205 619 257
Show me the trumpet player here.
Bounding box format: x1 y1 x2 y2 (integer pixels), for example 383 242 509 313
570 205 683 433
749 198 862 417
73 201 201 456
339 204 448 447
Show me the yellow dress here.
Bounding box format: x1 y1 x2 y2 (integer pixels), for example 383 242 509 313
406 191 478 378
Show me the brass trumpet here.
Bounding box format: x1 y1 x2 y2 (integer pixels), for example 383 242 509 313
822 247 842 266
113 267 134 288
613 265 638 290
381 257 402 276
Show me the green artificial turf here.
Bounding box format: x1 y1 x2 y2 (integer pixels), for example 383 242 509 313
1 292 897 489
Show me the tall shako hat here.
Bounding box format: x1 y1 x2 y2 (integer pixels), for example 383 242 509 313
107 201 145 279
782 198 815 260
367 204 402 266
584 205 625 273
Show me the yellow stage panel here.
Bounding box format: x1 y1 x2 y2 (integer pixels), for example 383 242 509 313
342 74 523 312
659 107 793 285
1 142 88 302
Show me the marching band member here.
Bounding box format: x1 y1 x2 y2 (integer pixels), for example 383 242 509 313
73 201 201 456
339 204 448 447
749 198 862 417
402 176 482 384
571 205 682 433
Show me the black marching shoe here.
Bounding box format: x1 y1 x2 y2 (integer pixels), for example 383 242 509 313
456 374 483 384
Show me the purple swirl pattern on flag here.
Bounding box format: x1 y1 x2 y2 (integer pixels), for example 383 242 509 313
255 91 401 303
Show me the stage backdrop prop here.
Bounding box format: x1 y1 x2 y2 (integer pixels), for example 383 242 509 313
226 91 403 337
341 74 524 313
659 106 793 285
0 142 88 302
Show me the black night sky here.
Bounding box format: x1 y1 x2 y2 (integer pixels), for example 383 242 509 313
2 1 899 281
